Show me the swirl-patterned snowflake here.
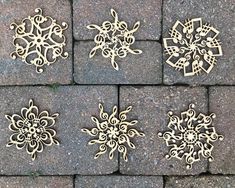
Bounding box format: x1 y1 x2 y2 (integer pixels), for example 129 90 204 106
163 18 222 76
158 104 223 169
10 8 68 73
82 104 145 161
5 99 59 161
87 9 142 71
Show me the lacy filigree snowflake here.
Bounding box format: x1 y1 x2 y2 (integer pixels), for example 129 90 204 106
158 104 223 169
87 9 142 70
82 104 145 161
163 18 222 76
10 8 68 73
5 99 59 161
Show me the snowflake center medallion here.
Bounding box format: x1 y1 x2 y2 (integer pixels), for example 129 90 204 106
10 8 68 73
87 9 142 71
163 18 222 76
82 104 145 162
107 125 120 139
5 99 59 161
184 130 197 144
23 120 42 140
158 104 224 169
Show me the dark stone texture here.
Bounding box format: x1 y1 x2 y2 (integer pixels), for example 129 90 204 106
165 176 235 188
0 176 73 188
75 175 163 188
209 87 235 174
73 0 162 40
163 0 235 85
0 0 72 85
119 86 208 175
74 41 162 84
0 86 118 175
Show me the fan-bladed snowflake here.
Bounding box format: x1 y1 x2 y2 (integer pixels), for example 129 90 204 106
10 8 68 73
163 18 222 76
87 9 142 71
158 104 223 169
82 104 145 161
5 99 59 161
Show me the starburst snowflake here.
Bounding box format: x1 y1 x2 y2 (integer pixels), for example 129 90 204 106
10 8 68 73
5 99 59 161
87 9 142 70
82 104 145 161
163 18 222 76
158 104 224 169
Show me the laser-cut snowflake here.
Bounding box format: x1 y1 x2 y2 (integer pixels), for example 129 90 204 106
5 99 59 161
82 104 145 161
87 9 142 70
10 8 68 73
163 18 222 76
158 104 224 169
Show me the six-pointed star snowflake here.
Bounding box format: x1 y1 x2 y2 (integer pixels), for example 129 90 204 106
81 104 145 161
87 9 142 71
163 18 222 76
10 8 68 73
158 104 224 169
5 99 59 161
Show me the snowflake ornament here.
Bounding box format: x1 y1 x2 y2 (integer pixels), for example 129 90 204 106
163 18 222 76
5 99 59 161
87 9 142 70
158 104 224 169
82 104 145 161
10 8 68 73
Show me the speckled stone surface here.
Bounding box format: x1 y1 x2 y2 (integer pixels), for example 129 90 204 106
0 0 72 85
119 86 208 175
209 87 235 174
75 175 163 188
165 175 235 188
74 41 162 84
0 176 73 188
73 0 162 40
163 0 235 85
0 86 118 175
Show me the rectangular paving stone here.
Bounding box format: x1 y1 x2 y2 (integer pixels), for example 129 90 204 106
75 175 163 188
165 175 235 188
119 86 208 175
0 0 72 85
0 176 73 188
163 0 235 85
73 0 162 40
0 86 118 175
209 87 235 174
74 41 162 84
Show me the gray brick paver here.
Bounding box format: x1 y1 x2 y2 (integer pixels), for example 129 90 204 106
73 0 162 40
74 41 162 84
0 0 72 85
209 87 235 174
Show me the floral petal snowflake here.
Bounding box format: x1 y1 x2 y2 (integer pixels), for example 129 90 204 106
82 104 145 161
158 104 223 169
163 18 222 76
5 99 59 161
10 8 68 73
87 9 142 71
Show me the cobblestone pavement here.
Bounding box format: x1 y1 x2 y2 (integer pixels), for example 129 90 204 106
0 0 234 187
